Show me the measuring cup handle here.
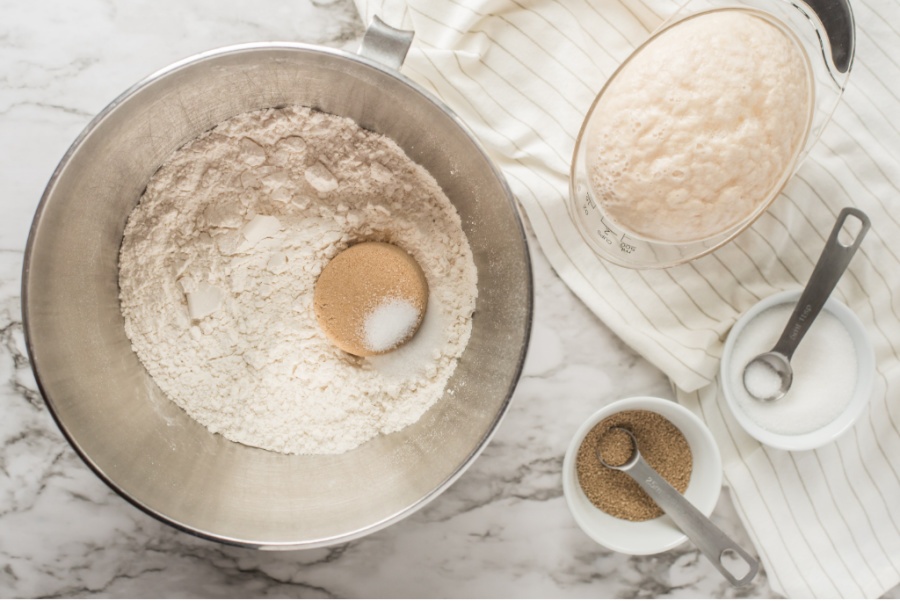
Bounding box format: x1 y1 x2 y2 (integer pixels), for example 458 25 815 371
626 459 759 588
772 207 870 359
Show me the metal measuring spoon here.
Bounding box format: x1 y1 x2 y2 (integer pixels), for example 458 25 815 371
742 208 870 402
597 428 759 588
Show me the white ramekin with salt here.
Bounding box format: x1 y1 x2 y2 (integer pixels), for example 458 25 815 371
720 290 875 451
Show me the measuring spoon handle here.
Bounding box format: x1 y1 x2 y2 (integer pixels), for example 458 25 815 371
625 458 759 588
772 207 870 359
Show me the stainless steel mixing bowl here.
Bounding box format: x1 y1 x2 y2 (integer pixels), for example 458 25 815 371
22 19 532 549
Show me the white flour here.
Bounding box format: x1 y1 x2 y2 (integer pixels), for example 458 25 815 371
118 106 477 454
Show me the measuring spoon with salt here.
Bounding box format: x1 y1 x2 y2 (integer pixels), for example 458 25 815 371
742 207 870 402
597 428 759 588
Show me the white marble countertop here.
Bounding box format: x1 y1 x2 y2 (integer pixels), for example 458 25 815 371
0 1 787 597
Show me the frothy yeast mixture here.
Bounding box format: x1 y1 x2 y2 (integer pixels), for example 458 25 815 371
586 10 812 243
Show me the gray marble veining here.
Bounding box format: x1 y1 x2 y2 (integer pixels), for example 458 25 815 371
0 1 791 597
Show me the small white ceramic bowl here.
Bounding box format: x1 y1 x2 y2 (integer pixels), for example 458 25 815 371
720 290 875 451
562 396 722 555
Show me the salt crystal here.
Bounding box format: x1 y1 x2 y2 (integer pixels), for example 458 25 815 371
743 359 783 400
729 304 857 435
363 298 420 353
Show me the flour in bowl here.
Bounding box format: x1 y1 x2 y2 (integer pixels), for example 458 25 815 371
118 106 477 454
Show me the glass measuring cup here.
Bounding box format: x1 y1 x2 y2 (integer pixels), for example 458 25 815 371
568 0 854 269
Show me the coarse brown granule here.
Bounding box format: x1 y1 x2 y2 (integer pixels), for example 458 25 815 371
597 427 635 467
575 409 692 521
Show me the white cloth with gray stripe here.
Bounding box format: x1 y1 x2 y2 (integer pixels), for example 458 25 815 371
354 0 900 596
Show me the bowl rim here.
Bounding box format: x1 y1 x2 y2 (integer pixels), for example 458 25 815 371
562 396 723 555
22 40 534 550
719 289 874 451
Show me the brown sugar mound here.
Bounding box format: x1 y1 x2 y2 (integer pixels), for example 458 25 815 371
313 242 428 356
597 428 635 467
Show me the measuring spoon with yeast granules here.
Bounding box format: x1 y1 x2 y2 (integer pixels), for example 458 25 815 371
597 427 759 588
742 207 870 402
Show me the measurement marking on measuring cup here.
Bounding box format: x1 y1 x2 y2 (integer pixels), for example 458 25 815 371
595 217 616 246
582 190 597 217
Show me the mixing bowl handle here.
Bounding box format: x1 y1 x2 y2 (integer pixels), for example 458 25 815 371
358 15 415 71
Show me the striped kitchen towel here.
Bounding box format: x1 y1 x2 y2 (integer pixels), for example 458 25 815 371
353 0 900 597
